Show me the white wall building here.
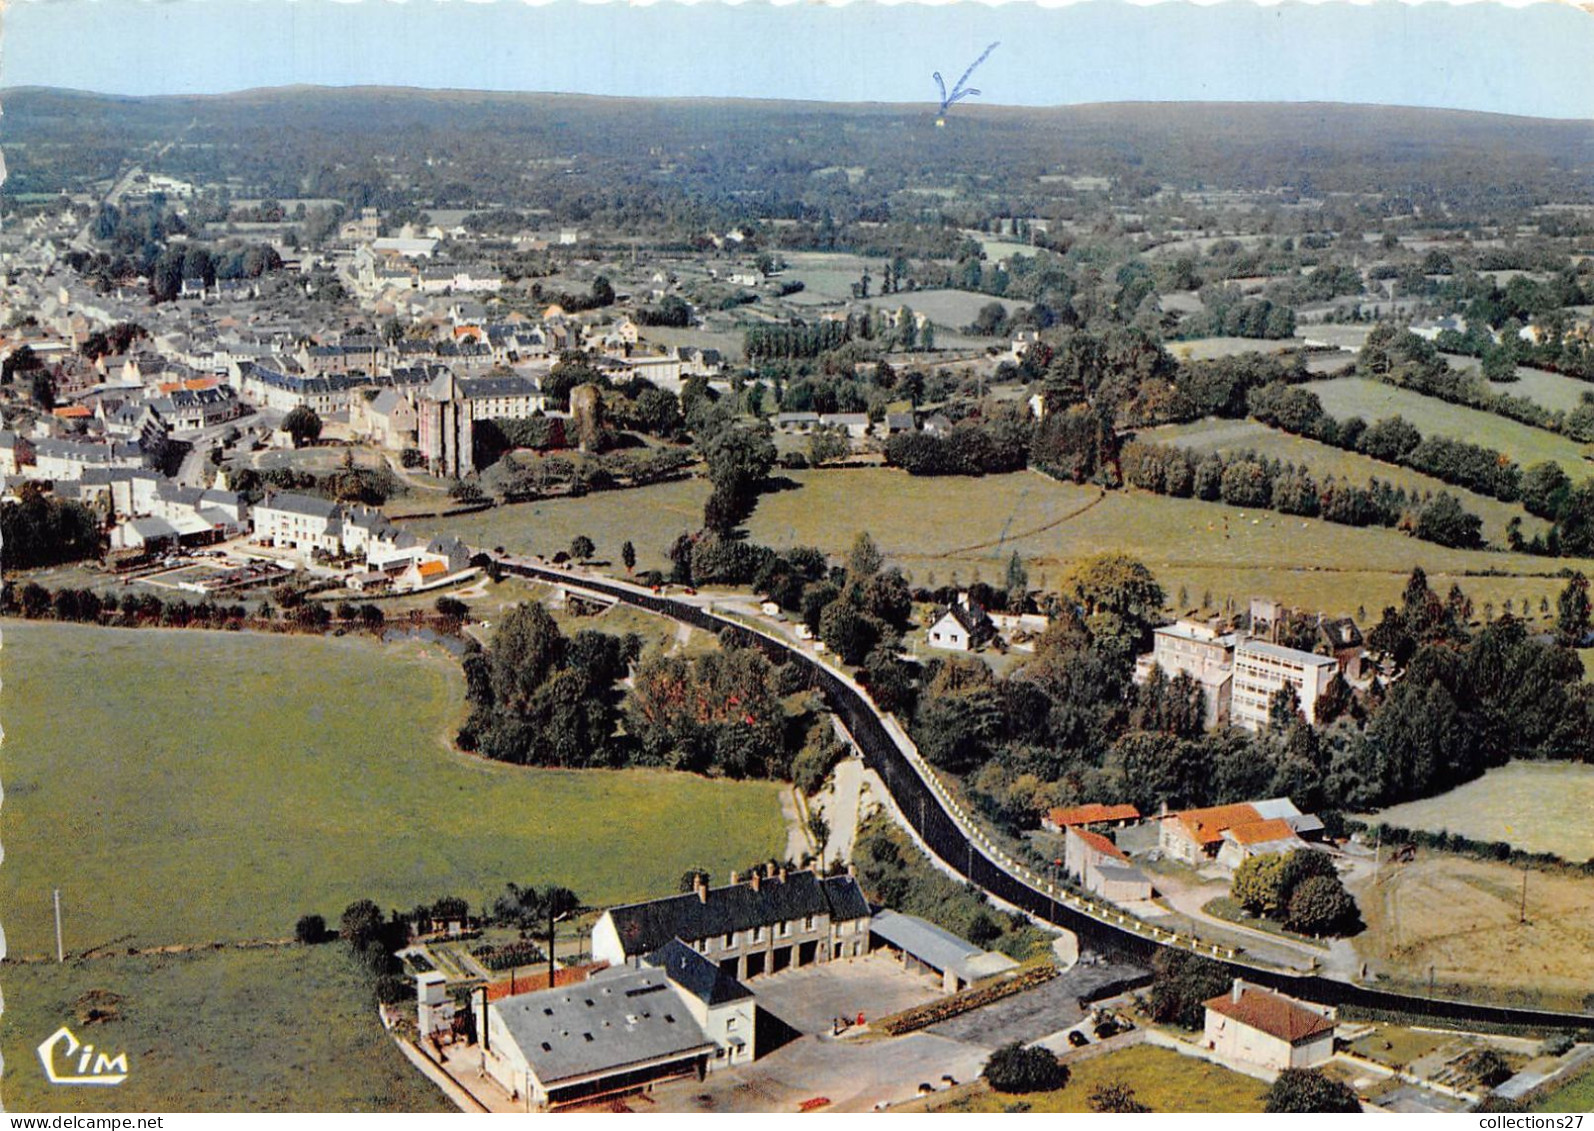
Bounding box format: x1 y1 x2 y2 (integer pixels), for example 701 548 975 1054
1231 639 1338 731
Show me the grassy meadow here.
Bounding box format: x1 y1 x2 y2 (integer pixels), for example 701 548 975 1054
405 468 1594 618
1303 377 1594 476
0 620 784 955
0 946 452 1112
1369 762 1594 861
1141 417 1552 546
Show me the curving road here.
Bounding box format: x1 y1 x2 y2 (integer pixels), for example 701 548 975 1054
490 553 1594 1034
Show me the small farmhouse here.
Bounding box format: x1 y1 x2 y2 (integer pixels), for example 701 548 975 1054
1203 981 1336 1072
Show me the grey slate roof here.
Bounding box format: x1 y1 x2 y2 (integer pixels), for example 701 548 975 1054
492 967 714 1087
868 909 1016 984
645 940 752 1006
604 871 869 958
260 491 340 519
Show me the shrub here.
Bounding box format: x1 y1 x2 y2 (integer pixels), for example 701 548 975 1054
1265 1068 1361 1113
295 913 327 944
983 1041 1069 1094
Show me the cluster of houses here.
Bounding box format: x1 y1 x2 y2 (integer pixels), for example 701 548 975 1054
251 492 475 591
1040 794 1326 901
1134 598 1365 733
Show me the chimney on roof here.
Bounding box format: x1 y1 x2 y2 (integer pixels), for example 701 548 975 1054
778 866 787 884
846 862 856 878
1231 978 1244 1004
695 875 708 903
729 870 739 887
750 868 762 892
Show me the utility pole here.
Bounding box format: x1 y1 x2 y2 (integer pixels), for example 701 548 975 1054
53 889 64 964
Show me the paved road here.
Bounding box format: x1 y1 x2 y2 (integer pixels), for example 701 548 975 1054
483 555 1594 1035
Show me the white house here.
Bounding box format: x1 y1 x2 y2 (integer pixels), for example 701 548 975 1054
1063 826 1154 903
252 492 344 557
926 599 995 652
1203 981 1337 1073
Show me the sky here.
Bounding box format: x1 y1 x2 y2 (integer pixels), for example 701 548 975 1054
2 0 1592 120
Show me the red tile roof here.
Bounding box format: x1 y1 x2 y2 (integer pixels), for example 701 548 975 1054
1206 986 1335 1044
1225 818 1298 846
1069 827 1129 862
1046 803 1141 827
1168 803 1263 846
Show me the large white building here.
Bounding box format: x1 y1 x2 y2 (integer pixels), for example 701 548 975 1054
473 940 754 1110
251 492 344 556
1231 639 1338 732
1133 620 1238 729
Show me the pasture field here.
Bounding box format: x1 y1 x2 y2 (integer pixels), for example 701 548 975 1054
778 251 879 304
1369 762 1594 861
1142 417 1551 546
893 288 1016 329
742 469 1594 618
402 478 711 572
1302 377 1594 476
1443 354 1594 414
930 1044 1267 1114
406 469 1594 618
1350 850 1594 1011
0 620 784 955
0 946 451 1113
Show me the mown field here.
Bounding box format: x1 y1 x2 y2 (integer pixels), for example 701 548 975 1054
407 469 1594 618
1350 850 1594 1012
1370 762 1594 861
1303 377 1594 476
0 620 784 955
0 946 452 1113
1141 417 1552 546
1442 355 1594 414
931 1044 1267 1114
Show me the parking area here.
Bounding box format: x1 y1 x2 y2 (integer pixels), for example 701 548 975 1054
749 952 943 1034
925 954 1150 1048
641 1030 990 1114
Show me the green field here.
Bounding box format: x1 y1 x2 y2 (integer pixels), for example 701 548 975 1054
0 946 452 1113
1370 762 1594 861
1142 417 1551 546
885 288 1015 330
1303 377 1594 476
933 1044 1268 1114
0 620 784 955
405 469 1594 618
402 479 710 573
1582 649 1594 681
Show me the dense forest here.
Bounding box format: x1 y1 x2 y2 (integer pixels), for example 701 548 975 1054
6 88 1594 229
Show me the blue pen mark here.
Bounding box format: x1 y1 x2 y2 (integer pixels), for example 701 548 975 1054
935 42 999 126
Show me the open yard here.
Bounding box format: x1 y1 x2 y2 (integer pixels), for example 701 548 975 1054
1350 850 1594 1011
405 469 1594 619
930 1044 1268 1114
0 945 452 1112
887 288 1016 330
1142 417 1552 547
1303 377 1594 476
0 620 784 956
1370 762 1594 862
